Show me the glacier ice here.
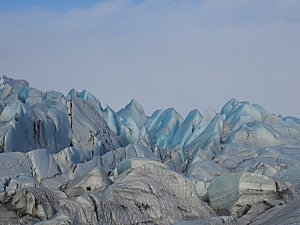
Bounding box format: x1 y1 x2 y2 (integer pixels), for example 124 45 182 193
0 78 300 224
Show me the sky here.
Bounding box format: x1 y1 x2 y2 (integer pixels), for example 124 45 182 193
0 0 300 117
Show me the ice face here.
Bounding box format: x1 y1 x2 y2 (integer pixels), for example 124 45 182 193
226 103 263 131
146 108 183 149
118 99 146 128
101 106 120 135
184 107 217 147
220 98 239 117
170 109 203 149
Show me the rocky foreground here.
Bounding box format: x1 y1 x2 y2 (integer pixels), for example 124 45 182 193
1 79 300 224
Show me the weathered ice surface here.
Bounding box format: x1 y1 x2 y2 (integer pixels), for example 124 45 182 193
116 158 167 175
64 168 111 197
1 77 300 224
28 148 61 182
243 197 300 225
0 91 71 153
174 216 237 225
0 74 29 90
207 172 291 217
104 163 217 224
68 90 121 157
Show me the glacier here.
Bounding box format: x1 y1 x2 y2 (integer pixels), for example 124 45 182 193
0 77 300 224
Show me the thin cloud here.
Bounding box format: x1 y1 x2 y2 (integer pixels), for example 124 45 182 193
0 0 300 117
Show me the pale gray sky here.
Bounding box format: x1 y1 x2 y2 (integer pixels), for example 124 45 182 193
0 0 300 117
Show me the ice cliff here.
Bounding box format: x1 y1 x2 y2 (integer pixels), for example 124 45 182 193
0 76 300 224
